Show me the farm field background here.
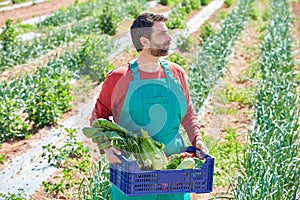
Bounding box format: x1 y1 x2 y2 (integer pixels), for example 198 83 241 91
0 0 299 199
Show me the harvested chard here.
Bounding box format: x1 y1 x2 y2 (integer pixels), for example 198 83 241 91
82 118 167 170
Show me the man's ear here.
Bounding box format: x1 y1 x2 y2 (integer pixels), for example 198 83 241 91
140 37 150 47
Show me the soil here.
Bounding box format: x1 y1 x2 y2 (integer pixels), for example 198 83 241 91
1 1 300 199
0 0 88 27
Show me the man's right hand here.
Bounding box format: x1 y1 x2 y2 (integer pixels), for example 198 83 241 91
104 146 122 164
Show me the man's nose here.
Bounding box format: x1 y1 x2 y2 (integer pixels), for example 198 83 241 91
167 34 172 42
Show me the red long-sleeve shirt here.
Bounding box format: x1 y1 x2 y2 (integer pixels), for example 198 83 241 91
90 61 202 145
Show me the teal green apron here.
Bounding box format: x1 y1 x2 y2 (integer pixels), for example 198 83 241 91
112 59 190 200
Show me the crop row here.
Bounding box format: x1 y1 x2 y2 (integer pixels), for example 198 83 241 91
234 0 300 199
0 0 210 142
77 0 252 198
0 0 149 72
189 0 255 113
0 35 113 142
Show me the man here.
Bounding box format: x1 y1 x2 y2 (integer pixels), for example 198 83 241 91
90 12 208 200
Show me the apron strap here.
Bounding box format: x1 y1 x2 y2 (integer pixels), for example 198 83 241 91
160 60 173 86
129 59 173 82
129 60 140 80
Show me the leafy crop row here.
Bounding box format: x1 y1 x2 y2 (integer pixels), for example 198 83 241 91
189 0 255 112
234 0 300 199
0 35 112 142
0 0 148 72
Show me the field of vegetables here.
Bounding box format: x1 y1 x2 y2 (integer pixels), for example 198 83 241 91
0 0 299 199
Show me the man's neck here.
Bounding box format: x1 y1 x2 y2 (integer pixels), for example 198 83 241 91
136 53 161 73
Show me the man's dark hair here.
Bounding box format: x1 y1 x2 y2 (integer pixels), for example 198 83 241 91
130 12 168 52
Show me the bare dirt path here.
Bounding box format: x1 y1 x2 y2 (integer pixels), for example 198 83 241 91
0 0 87 27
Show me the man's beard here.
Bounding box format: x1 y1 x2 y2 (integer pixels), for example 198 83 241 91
149 41 170 57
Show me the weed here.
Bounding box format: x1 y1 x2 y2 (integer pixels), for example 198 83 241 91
0 154 5 164
212 106 238 115
0 188 31 200
205 128 244 186
199 21 215 42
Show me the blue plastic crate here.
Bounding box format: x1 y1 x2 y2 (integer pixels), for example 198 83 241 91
110 146 214 196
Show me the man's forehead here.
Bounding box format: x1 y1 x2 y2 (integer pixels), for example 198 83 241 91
152 22 168 32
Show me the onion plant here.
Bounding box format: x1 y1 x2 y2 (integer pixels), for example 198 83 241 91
233 0 300 199
189 0 255 112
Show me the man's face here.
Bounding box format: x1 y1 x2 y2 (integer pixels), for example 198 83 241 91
149 22 172 57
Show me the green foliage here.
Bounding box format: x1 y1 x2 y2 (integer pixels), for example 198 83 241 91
11 0 28 3
249 3 259 20
199 20 215 42
123 0 147 18
78 157 111 200
25 68 73 129
261 7 271 21
181 0 193 14
206 129 244 186
166 0 203 30
0 154 5 164
176 33 195 52
190 0 201 10
97 2 120 36
218 10 229 20
0 32 112 142
223 84 254 106
167 53 191 72
38 0 100 27
77 35 115 82
224 0 234 7
189 0 255 112
0 189 31 200
41 128 91 198
166 6 187 29
212 106 238 115
0 19 17 51
234 0 300 198
200 0 211 6
42 128 90 167
159 0 173 5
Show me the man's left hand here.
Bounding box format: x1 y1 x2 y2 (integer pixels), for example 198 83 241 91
195 140 209 154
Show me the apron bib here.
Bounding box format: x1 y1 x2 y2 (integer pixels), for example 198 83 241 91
118 59 188 155
112 59 190 200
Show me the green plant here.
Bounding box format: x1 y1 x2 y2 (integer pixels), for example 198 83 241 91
249 3 259 20
189 0 255 112
206 128 244 186
167 53 191 72
0 19 17 51
181 0 193 14
176 33 195 52
42 128 90 167
77 35 115 82
224 0 234 7
0 154 5 164
212 106 238 115
234 0 300 198
190 0 201 10
200 0 211 6
97 2 120 36
199 20 215 42
159 0 172 5
11 0 28 3
123 0 147 18
261 7 271 21
41 128 91 198
218 10 228 21
0 188 31 200
78 157 111 200
223 84 254 106
166 6 187 29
